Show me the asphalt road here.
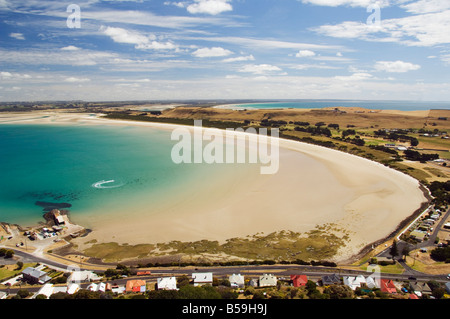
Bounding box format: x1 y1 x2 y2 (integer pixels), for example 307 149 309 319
1 207 449 295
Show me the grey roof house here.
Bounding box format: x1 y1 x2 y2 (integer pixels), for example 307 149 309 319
321 274 341 286
22 267 52 285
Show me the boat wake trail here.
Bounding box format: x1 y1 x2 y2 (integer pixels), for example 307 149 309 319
91 180 124 189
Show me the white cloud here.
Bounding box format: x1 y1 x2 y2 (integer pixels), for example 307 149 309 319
101 26 178 51
60 46 80 51
291 64 340 70
192 46 233 57
295 50 316 58
239 64 282 74
300 0 390 8
335 72 373 81
401 0 450 14
164 1 186 8
101 26 151 46
374 60 421 73
64 77 91 83
312 10 450 47
0 71 32 80
9 33 25 40
222 55 255 62
187 0 232 15
0 48 118 66
440 54 450 64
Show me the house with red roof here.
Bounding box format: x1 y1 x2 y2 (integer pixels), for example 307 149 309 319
126 279 147 293
291 275 308 287
380 279 397 294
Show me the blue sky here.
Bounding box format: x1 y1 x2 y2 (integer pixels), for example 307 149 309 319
0 0 450 102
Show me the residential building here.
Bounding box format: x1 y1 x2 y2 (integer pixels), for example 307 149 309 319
248 279 258 287
67 270 100 284
157 277 178 290
445 282 450 294
33 283 55 299
410 282 432 297
344 275 367 291
229 274 245 288
410 230 427 242
290 275 308 287
22 267 51 285
126 279 146 293
380 279 397 294
259 274 277 287
192 272 213 287
365 276 380 289
321 273 341 286
86 282 105 292
67 283 80 295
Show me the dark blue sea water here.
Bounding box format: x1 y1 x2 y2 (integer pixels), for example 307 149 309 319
229 100 450 111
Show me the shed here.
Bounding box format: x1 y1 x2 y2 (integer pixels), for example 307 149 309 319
248 279 258 287
51 209 65 225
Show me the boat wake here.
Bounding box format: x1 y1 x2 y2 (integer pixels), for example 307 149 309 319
92 180 124 189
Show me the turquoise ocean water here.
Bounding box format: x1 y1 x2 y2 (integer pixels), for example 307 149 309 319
0 123 213 226
230 100 450 111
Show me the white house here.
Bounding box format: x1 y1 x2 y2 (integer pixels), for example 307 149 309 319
87 283 98 292
67 270 101 284
157 277 178 290
343 275 367 290
66 283 80 295
86 282 106 292
259 274 277 287
192 273 213 286
33 283 55 299
365 276 380 289
229 274 245 288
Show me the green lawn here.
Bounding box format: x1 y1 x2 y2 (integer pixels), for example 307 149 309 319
359 262 405 274
0 262 38 282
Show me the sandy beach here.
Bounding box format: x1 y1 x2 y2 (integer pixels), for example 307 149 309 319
0 111 428 262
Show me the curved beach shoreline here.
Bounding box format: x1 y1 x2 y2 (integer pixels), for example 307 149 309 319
0 112 428 262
